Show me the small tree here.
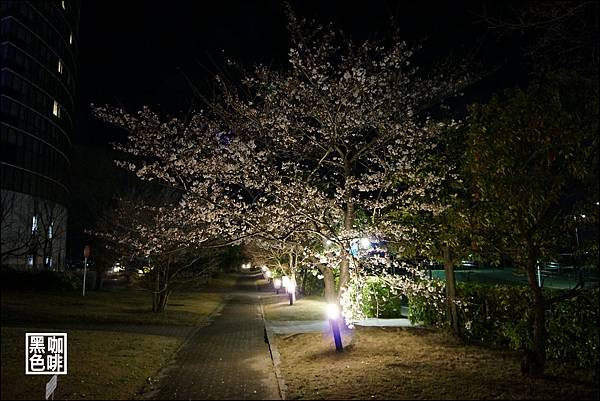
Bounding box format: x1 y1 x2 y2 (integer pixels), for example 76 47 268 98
94 190 223 312
465 73 599 375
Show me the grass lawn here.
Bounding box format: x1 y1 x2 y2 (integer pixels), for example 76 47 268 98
263 295 327 321
1 287 226 327
275 327 599 400
1 326 180 400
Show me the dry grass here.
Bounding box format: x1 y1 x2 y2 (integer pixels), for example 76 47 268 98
1 327 180 400
263 295 327 321
1 288 225 326
275 327 599 400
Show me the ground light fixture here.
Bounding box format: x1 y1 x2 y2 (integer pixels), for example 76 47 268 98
273 278 282 294
287 281 296 305
326 303 343 351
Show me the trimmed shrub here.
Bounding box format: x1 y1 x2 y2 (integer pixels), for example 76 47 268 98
408 281 599 372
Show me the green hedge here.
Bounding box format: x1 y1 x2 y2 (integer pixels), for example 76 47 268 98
1 266 81 291
408 282 599 372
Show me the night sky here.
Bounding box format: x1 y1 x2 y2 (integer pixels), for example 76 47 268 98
75 0 525 146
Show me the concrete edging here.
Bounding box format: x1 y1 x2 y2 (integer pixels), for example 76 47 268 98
258 300 287 401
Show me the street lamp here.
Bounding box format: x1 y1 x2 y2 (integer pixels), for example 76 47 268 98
326 304 343 351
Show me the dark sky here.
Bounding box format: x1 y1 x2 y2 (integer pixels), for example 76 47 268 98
75 0 523 145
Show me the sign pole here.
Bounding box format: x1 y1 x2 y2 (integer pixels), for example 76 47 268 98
83 257 87 297
83 245 91 297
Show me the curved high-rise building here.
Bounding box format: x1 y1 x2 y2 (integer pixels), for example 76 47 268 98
1 0 79 269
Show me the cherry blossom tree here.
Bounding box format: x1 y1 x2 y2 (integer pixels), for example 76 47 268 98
93 15 470 307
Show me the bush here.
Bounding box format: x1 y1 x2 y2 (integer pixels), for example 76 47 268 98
408 281 599 372
359 277 405 318
1 266 81 291
299 270 325 296
407 279 446 326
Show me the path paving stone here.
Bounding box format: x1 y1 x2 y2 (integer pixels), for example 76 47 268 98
151 273 280 400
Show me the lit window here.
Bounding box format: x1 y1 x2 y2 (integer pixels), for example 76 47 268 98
46 257 53 268
58 59 63 74
52 100 61 117
31 216 38 233
48 224 53 239
69 32 73 45
61 1 66 10
27 255 34 266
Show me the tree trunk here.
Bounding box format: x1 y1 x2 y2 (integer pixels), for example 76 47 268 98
523 240 546 376
321 266 337 303
339 200 355 294
152 265 160 312
442 244 460 336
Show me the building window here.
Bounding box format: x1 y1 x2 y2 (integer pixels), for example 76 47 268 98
27 255 34 267
69 32 73 45
61 1 66 10
48 223 53 239
52 100 61 118
58 59 63 74
31 215 38 233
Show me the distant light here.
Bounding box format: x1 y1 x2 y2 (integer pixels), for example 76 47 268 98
581 214 586 218
242 263 251 269
52 100 60 117
273 278 282 289
326 304 340 320
360 237 371 249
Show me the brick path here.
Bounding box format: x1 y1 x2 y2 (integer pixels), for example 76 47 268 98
150 273 280 400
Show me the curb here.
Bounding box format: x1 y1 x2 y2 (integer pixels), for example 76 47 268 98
259 299 287 401
135 295 232 400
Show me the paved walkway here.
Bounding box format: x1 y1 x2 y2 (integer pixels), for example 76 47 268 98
149 273 280 400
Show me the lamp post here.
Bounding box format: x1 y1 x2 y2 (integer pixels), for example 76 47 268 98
326 304 343 351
